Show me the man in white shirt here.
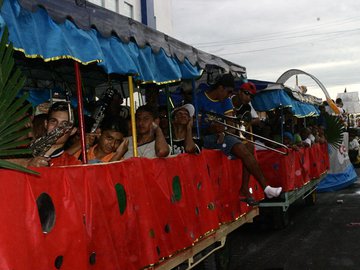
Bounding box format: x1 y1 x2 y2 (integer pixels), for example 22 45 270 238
124 104 170 159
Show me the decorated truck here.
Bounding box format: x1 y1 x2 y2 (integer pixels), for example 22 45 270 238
0 1 330 269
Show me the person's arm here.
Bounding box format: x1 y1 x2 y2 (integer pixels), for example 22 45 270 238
206 122 226 134
153 123 170 157
202 98 234 135
110 138 129 162
184 119 197 154
203 110 234 135
7 156 50 167
66 131 99 155
249 104 261 126
210 110 235 144
250 117 261 126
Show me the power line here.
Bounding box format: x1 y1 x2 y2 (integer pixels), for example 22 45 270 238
199 28 359 50
214 28 359 56
191 16 360 47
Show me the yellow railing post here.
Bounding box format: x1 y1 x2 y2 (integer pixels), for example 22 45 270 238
128 75 138 157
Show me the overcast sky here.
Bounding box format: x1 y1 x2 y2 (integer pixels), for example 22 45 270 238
171 0 360 100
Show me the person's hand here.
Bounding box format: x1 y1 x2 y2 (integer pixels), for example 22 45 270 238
211 122 225 133
152 121 159 131
116 138 129 154
187 118 194 130
151 121 162 137
86 133 97 148
216 132 225 144
27 156 50 167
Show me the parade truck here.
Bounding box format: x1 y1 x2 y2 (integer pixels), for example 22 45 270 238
0 1 259 269
0 1 331 269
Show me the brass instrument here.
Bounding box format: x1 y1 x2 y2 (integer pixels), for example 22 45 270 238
205 111 289 155
30 122 73 157
90 87 116 133
30 90 74 157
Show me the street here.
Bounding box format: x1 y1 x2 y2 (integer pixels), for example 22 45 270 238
226 176 360 270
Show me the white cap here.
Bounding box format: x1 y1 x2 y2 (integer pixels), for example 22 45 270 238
172 104 195 117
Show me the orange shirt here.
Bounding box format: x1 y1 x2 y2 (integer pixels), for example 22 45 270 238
74 145 116 164
87 145 115 163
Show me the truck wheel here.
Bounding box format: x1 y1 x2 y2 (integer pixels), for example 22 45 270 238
199 240 231 270
305 191 317 206
215 241 231 270
272 207 289 229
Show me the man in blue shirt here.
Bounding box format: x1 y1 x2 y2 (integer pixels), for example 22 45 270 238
196 73 282 205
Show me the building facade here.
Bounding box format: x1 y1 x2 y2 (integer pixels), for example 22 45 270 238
87 0 173 35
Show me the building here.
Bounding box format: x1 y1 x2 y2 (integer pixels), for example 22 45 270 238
87 0 173 35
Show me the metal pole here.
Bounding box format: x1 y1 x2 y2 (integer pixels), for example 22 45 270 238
165 85 173 152
128 76 138 157
74 61 88 164
192 79 200 138
280 107 284 144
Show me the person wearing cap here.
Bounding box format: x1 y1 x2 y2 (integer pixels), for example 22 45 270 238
196 73 282 205
169 104 200 155
282 131 300 151
232 81 260 126
124 104 170 159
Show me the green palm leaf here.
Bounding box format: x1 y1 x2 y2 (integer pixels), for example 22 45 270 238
324 113 346 150
0 27 37 174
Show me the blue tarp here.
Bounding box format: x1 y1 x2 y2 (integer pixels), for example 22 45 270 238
0 0 201 83
250 80 320 117
317 163 357 192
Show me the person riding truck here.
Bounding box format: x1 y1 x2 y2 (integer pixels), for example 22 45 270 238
196 73 282 205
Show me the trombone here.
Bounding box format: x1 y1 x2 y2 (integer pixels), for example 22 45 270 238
205 111 289 155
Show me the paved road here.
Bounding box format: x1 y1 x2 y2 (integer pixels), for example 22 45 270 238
225 177 360 270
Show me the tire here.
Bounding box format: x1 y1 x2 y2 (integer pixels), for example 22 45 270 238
201 253 217 270
215 241 231 270
305 191 317 206
198 240 231 270
272 207 289 229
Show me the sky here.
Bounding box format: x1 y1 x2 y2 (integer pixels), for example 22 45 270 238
171 0 360 101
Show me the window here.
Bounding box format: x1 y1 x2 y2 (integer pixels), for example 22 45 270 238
106 0 118 12
124 2 134 19
115 0 120 13
87 0 103 6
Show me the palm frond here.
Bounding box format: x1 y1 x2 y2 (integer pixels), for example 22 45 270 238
0 118 31 143
0 27 37 174
0 93 30 132
0 159 37 174
0 135 31 150
324 113 346 150
0 148 32 157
